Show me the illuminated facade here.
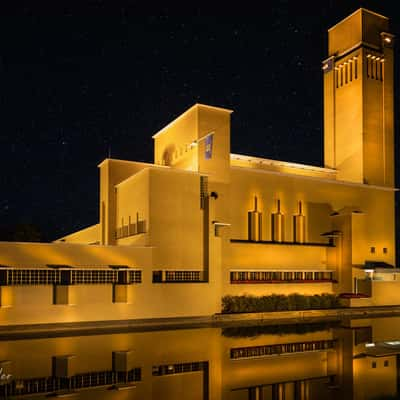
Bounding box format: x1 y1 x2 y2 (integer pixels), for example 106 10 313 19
0 8 398 325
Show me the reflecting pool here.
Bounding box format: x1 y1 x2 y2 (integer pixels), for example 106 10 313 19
2 316 400 399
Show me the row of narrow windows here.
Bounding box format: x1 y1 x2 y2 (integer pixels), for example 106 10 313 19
115 215 146 240
0 269 142 285
1 369 141 397
153 270 204 283
230 270 334 283
372 360 390 368
2 359 208 397
335 54 384 88
1 269 337 286
152 361 208 376
230 339 336 360
0 268 208 286
335 57 358 87
366 54 384 80
200 175 208 209
240 376 335 400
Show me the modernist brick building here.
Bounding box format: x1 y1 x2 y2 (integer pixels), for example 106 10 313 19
0 8 398 325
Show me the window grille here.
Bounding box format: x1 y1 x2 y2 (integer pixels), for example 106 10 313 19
230 270 334 283
152 270 202 283
4 269 60 285
230 340 336 360
152 361 208 376
200 176 208 209
128 270 142 283
1 268 141 285
0 368 141 396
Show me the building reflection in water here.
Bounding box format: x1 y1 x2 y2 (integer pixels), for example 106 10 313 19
1 317 400 399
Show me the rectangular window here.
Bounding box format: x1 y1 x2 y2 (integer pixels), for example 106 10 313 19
272 272 282 281
304 272 313 280
367 58 370 78
200 176 208 209
128 270 142 283
284 272 293 281
294 272 303 281
355 58 358 79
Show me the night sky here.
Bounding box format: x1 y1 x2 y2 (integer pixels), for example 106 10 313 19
1 2 400 241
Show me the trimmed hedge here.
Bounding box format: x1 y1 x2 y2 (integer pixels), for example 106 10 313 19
221 293 342 314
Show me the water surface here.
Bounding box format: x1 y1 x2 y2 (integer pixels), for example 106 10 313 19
1 316 400 399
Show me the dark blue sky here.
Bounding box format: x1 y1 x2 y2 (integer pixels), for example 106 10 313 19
1 1 399 240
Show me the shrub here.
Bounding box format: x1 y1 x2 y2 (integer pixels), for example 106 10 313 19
221 293 341 313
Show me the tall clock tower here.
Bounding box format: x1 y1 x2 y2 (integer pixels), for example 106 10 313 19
323 8 395 187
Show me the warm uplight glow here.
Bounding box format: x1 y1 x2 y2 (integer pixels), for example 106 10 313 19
190 131 214 149
0 7 396 331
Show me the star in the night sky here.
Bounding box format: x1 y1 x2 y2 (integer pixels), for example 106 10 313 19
0 2 399 242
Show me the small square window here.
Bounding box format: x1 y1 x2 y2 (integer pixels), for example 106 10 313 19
384 360 389 367
372 361 377 368
383 248 388 254
370 247 376 254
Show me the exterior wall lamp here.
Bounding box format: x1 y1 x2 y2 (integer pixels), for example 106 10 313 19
212 221 230 237
189 131 214 148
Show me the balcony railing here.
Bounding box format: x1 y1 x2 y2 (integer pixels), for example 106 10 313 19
230 270 335 284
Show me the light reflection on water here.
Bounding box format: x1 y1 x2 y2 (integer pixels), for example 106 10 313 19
1 317 400 399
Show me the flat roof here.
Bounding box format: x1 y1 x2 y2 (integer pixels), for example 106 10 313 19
328 8 388 32
231 165 397 192
230 153 337 174
97 158 154 168
115 165 206 188
152 103 233 139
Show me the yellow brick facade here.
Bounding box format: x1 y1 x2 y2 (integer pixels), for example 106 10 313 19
0 8 398 325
